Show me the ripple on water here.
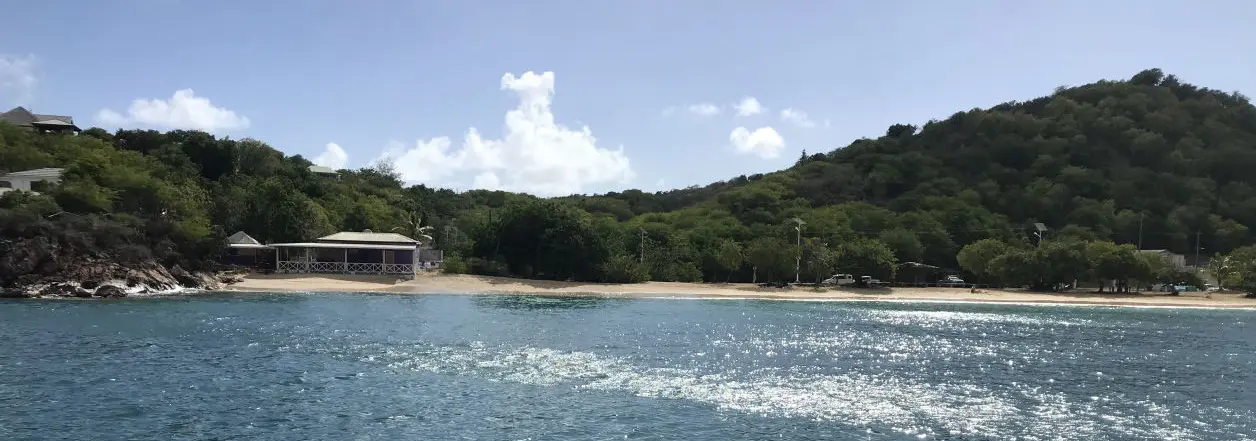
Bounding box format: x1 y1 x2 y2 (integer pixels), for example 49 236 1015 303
350 341 1251 441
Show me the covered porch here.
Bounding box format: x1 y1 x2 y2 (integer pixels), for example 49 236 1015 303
270 242 418 277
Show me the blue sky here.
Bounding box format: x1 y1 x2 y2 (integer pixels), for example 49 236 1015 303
3 0 1255 196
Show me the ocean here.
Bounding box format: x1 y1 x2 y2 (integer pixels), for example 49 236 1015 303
1 293 1252 440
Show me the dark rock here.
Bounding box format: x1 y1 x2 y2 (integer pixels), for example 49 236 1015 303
39 283 90 298
94 285 127 298
80 280 101 290
169 265 201 288
0 287 35 298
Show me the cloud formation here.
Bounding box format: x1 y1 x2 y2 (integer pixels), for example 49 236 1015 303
735 96 763 116
95 89 250 133
730 126 785 159
780 108 816 128
314 142 349 170
686 103 721 116
662 102 722 117
383 71 634 196
0 54 37 105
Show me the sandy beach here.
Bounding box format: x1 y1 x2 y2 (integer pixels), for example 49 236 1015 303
223 273 1256 309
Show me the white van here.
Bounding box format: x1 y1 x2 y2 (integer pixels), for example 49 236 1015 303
821 274 856 286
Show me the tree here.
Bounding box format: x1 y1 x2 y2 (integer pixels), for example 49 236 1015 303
801 238 836 284
1208 252 1240 290
878 228 924 263
1086 241 1144 292
956 239 1009 285
746 237 791 283
833 238 897 281
712 239 744 282
394 209 434 244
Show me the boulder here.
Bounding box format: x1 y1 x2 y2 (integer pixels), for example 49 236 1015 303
94 285 127 298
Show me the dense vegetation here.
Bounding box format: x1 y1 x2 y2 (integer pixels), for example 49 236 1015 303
3 68 1256 294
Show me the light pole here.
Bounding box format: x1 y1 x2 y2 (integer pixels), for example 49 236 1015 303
1032 222 1048 247
792 218 806 284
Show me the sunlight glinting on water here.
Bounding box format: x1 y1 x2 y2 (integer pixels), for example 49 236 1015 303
344 340 1240 441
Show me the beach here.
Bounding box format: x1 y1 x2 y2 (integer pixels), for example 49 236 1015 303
223 273 1256 309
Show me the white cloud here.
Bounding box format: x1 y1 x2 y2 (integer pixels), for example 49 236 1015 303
780 108 816 128
686 103 721 116
735 96 763 116
314 142 348 170
662 103 721 117
730 126 785 159
0 54 37 105
94 89 250 133
384 71 635 197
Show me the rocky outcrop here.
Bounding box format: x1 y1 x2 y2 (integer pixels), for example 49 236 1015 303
1 259 238 299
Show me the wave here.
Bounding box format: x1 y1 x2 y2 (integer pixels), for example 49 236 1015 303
344 341 1245 441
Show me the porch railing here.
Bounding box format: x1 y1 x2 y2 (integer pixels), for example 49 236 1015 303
277 260 414 275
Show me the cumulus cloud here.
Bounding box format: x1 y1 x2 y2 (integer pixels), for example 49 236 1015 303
780 108 816 128
0 54 37 105
94 89 250 133
730 126 785 159
383 71 634 196
314 142 349 170
735 96 763 116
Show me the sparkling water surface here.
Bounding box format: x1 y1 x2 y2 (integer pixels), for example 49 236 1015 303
0 293 1252 440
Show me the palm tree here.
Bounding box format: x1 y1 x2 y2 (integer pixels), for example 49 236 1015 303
394 210 434 245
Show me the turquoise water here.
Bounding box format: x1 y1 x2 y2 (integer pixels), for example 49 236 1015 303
0 293 1253 440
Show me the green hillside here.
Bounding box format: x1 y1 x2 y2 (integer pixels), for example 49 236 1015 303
4 68 1256 291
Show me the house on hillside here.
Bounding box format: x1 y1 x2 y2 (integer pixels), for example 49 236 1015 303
0 167 64 196
1139 249 1187 269
0 107 81 133
308 165 338 175
267 230 442 278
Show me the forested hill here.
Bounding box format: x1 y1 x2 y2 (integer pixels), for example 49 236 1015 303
3 68 1256 289
570 68 1256 260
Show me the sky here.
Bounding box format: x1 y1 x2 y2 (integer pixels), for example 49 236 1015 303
2 0 1256 197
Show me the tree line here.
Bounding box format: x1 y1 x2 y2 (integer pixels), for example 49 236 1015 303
3 68 1256 294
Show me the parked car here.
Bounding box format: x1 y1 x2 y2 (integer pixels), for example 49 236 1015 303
821 273 856 286
942 275 965 286
858 275 883 287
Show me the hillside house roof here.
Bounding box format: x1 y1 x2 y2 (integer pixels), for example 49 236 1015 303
308 165 337 174
1 107 80 131
0 167 64 179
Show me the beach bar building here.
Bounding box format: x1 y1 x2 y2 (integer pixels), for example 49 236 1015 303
270 230 424 277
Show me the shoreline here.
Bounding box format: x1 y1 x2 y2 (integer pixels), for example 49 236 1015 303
219 273 1256 310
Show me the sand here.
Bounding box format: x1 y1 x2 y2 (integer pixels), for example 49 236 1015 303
222 272 1256 309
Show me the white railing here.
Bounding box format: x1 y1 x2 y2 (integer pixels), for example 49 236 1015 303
277 260 414 275
347 262 382 273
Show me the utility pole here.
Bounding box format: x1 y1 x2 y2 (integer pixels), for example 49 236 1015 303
639 228 645 265
1195 231 1202 268
792 218 806 284
1137 213 1145 251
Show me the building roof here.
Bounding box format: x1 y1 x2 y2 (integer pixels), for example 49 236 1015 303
226 231 266 248
0 168 64 179
308 165 337 174
1 107 79 130
268 242 417 250
318 231 419 244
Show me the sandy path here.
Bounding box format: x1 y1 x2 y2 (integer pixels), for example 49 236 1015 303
222 273 1256 309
